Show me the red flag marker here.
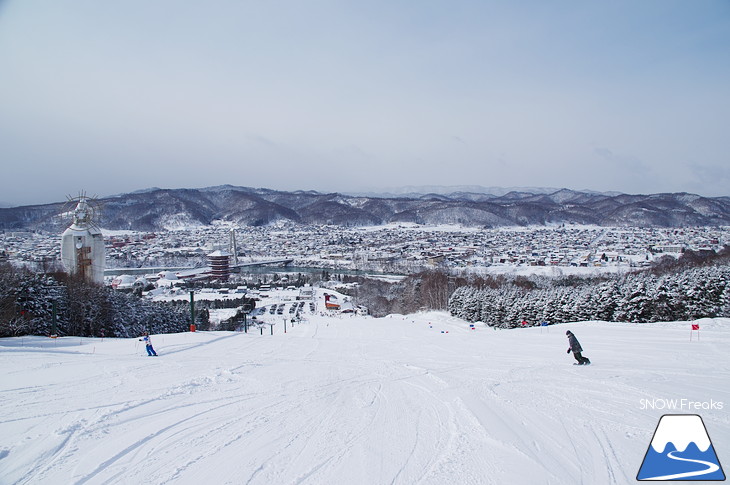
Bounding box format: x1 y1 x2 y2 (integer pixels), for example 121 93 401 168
690 323 700 341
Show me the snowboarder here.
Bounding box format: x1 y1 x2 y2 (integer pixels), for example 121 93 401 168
566 330 590 365
140 332 158 356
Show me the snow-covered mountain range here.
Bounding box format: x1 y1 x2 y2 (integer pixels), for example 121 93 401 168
1 185 729 231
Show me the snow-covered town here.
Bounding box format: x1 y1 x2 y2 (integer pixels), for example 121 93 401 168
4 199 729 329
4 222 729 279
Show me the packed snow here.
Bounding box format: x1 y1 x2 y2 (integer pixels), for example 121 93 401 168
1 307 728 484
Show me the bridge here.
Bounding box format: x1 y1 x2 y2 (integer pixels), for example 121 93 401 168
105 259 294 279
233 258 294 269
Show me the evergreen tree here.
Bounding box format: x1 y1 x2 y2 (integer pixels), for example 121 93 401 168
447 262 730 327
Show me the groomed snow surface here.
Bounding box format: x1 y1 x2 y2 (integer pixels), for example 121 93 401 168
1 313 728 484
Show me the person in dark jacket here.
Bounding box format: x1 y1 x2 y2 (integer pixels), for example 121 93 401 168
566 330 590 365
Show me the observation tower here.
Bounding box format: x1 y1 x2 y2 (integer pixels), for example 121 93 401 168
60 196 105 284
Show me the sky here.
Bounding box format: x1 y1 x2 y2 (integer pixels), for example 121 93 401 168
0 0 729 206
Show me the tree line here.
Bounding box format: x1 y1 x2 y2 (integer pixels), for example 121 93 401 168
349 247 730 323
0 263 190 338
448 260 730 327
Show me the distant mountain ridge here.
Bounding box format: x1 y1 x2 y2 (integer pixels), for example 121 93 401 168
347 185 624 199
1 185 729 232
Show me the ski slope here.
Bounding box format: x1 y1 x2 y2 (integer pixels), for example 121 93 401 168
1 314 728 484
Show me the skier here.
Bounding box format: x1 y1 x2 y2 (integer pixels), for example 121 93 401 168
140 331 158 356
566 330 590 365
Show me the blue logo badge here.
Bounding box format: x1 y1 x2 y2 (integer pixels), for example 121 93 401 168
637 414 725 481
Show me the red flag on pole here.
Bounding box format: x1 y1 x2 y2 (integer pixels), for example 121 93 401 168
690 323 700 342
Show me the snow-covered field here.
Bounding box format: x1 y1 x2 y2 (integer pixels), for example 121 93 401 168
1 313 728 484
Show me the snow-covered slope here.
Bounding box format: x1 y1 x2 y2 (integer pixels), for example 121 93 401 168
1 315 728 484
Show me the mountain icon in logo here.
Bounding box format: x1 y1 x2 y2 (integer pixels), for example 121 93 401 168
637 414 726 481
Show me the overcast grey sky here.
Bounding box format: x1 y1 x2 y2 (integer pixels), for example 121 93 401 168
1 0 728 206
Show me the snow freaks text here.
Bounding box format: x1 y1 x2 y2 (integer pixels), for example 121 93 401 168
640 399 724 411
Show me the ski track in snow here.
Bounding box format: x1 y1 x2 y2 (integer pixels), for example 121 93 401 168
0 315 728 484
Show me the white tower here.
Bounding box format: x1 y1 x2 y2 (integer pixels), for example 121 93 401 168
60 197 105 284
228 228 239 266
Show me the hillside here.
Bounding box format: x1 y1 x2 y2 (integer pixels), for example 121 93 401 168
1 186 730 231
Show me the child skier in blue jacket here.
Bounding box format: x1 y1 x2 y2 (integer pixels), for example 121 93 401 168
140 332 158 356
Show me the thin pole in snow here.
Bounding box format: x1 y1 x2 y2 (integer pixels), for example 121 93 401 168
190 291 196 332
